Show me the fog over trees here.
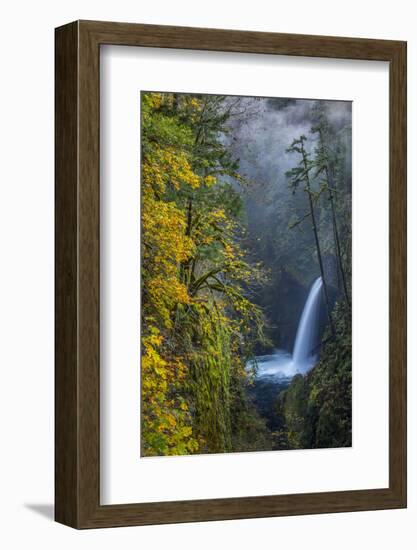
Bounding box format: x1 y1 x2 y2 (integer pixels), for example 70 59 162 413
227 96 351 351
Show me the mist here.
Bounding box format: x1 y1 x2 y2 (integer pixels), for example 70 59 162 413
224 96 352 352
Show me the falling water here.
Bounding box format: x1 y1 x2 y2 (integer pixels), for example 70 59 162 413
292 277 323 372
247 276 324 380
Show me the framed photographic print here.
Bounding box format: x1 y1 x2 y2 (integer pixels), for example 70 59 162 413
55 20 407 528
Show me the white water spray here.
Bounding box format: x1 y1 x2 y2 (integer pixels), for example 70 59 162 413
292 276 323 372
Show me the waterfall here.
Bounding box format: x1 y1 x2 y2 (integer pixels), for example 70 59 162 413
292 277 323 372
247 276 324 380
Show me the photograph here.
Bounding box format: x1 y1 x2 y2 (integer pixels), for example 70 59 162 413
140 91 352 457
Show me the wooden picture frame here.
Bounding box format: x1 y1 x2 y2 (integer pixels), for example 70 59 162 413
55 20 407 529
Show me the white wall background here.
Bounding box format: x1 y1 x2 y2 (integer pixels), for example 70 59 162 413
0 0 414 548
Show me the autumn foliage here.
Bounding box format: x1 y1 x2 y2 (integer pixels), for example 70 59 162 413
141 92 268 456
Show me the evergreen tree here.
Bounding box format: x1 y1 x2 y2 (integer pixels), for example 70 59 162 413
285 135 335 336
311 102 350 307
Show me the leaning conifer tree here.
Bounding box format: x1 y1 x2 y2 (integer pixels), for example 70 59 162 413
285 135 335 336
311 102 350 308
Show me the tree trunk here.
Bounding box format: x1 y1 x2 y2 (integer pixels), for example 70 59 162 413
318 128 350 308
325 165 350 308
300 144 335 336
